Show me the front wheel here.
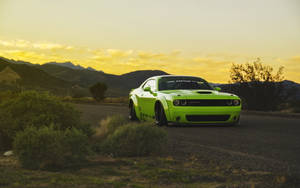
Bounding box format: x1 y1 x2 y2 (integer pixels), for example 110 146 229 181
129 102 138 121
229 117 240 126
155 104 168 126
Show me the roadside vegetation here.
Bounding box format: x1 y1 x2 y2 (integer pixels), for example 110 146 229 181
61 96 129 105
89 82 108 102
0 90 93 151
14 126 90 170
225 58 299 112
0 91 298 187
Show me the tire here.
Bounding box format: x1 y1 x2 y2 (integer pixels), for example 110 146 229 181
155 103 168 126
229 117 240 126
129 101 138 121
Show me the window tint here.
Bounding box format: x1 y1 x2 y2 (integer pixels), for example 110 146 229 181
158 77 213 91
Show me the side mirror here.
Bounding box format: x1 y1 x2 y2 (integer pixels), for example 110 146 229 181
214 87 221 91
144 86 151 92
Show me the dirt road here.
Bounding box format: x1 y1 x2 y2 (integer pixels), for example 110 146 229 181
75 103 300 175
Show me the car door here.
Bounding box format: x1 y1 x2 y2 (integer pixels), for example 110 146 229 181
140 79 157 120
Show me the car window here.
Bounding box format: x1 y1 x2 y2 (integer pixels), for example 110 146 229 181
142 79 156 90
142 80 150 89
158 77 213 91
148 80 156 90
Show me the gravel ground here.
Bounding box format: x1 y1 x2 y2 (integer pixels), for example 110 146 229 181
75 103 300 176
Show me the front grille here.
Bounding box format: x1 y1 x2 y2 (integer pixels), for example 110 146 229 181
185 99 232 106
186 115 230 122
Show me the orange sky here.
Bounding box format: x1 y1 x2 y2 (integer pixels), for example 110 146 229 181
0 0 299 83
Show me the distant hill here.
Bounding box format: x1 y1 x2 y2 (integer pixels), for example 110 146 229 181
45 62 97 71
0 57 34 66
39 62 168 96
0 57 73 95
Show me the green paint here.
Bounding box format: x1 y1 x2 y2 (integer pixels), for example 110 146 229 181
129 76 241 125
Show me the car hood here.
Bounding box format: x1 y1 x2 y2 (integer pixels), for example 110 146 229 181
159 90 238 99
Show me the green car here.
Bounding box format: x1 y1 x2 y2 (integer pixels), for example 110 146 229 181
129 75 241 126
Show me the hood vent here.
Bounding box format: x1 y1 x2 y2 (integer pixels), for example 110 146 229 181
197 91 212 94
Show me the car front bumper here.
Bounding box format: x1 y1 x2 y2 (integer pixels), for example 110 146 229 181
167 106 241 125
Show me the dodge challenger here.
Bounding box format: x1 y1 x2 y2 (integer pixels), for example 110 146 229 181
129 75 241 126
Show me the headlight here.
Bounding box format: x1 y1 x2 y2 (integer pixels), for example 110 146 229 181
233 99 240 106
173 99 181 106
173 99 187 106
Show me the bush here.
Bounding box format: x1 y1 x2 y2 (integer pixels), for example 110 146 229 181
13 126 90 170
229 59 285 111
101 123 167 157
0 90 93 150
91 115 129 152
93 115 129 140
89 82 107 102
0 90 18 101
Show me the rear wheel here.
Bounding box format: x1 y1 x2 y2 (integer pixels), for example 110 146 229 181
129 101 138 121
155 103 168 126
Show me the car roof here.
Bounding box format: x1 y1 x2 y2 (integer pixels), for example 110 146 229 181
150 75 204 80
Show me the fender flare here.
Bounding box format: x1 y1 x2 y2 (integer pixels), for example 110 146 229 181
129 95 141 119
155 96 171 121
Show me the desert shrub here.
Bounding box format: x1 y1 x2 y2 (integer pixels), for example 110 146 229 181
0 90 18 101
101 123 167 157
0 90 93 150
91 115 129 152
229 58 285 111
93 115 129 141
89 82 107 102
13 126 90 170
63 127 91 163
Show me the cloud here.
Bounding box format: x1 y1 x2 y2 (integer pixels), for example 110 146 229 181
106 49 133 58
137 51 167 60
288 56 300 63
0 39 74 50
2 38 299 83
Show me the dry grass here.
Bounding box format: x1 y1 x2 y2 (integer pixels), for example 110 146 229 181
1 154 294 188
92 115 129 142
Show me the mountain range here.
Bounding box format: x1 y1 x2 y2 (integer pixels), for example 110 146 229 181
0 56 299 98
0 57 168 96
45 62 98 72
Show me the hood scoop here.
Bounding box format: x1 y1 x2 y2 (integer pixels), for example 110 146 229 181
197 91 212 94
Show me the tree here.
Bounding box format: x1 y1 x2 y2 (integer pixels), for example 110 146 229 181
229 58 284 111
89 82 107 102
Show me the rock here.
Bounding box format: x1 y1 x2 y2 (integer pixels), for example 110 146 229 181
3 150 13 156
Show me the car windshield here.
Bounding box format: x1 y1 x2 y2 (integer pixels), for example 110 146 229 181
158 76 213 91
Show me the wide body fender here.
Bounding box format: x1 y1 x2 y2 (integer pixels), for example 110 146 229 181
129 94 142 119
156 96 171 121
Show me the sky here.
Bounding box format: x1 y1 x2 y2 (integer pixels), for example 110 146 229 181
0 0 299 83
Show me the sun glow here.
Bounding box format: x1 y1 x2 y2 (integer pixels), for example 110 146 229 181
0 38 299 83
